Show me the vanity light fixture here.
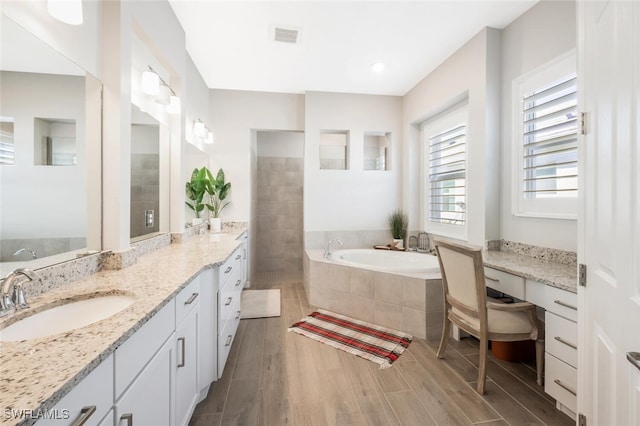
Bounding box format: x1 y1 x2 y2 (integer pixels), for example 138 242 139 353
167 95 181 115
47 0 83 25
194 120 206 139
205 130 214 145
141 69 160 96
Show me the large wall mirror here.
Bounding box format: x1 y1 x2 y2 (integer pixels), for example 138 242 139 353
0 14 102 275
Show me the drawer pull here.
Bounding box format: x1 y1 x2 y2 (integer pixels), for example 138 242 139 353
225 297 233 306
554 379 577 396
177 337 186 368
120 413 133 426
626 352 640 372
184 292 199 305
485 276 499 283
554 336 577 350
553 299 577 311
70 405 96 426
235 310 241 319
225 335 233 346
235 254 242 260
225 266 232 274
235 279 241 287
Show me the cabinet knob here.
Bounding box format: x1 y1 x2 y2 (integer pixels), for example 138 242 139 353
69 405 96 426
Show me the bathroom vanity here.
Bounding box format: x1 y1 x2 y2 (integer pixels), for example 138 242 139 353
0 227 248 426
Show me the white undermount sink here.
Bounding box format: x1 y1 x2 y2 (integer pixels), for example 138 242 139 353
0 294 136 342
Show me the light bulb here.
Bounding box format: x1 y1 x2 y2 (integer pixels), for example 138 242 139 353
141 70 160 96
167 95 181 114
47 0 83 25
194 120 205 138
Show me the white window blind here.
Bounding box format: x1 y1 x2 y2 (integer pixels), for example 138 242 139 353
428 124 466 226
522 73 578 198
0 125 15 165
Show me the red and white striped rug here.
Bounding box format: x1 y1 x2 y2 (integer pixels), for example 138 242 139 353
288 309 413 369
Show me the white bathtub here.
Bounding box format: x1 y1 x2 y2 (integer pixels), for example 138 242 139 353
332 249 440 274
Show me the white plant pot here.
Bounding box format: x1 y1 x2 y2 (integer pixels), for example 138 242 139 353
192 217 203 226
392 238 404 249
210 217 222 232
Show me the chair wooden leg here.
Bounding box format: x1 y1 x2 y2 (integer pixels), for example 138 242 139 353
535 338 545 386
477 338 488 395
437 317 450 359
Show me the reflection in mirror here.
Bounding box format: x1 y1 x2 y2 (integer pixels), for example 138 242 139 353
319 131 348 170
0 14 102 274
34 118 77 165
363 132 390 171
130 105 160 239
0 119 15 165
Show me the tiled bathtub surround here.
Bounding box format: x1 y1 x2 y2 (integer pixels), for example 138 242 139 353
488 239 577 266
303 249 443 340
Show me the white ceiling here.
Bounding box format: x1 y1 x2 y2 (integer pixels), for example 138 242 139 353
169 0 538 96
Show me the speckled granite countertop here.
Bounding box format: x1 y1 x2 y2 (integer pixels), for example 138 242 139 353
0 226 246 425
483 250 577 293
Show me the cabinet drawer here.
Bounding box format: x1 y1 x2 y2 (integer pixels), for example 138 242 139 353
218 246 243 289
484 267 525 299
546 311 577 368
37 355 113 426
176 276 201 326
218 275 242 328
545 353 577 413
114 300 175 399
217 314 240 378
219 289 242 331
546 286 577 322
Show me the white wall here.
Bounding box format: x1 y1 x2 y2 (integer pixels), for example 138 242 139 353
0 71 86 239
209 89 305 222
256 131 304 158
304 91 402 232
1 0 102 78
402 27 501 246
500 0 577 251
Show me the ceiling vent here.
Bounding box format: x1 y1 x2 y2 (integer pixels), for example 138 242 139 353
272 26 300 44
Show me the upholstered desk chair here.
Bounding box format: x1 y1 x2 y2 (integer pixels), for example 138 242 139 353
433 238 544 395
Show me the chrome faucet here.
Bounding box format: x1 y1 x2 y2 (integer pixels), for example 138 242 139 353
0 268 40 317
13 248 37 259
323 239 343 259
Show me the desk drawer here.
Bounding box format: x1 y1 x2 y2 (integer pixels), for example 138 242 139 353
546 311 577 368
545 353 577 413
546 286 577 322
484 267 525 299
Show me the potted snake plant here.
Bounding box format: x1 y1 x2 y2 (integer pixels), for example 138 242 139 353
388 209 408 250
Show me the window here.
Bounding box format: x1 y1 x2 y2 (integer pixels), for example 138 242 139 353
422 105 468 237
514 53 577 218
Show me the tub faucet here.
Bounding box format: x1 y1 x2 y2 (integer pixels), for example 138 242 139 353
0 268 40 317
13 248 37 259
323 239 343 260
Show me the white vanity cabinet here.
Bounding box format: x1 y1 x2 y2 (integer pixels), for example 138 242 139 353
217 243 244 378
114 332 176 426
197 268 217 393
543 285 578 416
175 278 201 426
36 355 114 426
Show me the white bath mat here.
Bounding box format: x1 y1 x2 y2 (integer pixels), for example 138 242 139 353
240 289 281 319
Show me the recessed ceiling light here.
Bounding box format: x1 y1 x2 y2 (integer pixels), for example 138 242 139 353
371 62 385 72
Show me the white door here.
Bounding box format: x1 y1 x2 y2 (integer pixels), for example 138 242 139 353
578 1 640 425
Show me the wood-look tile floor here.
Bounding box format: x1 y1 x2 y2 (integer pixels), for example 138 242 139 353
189 271 573 426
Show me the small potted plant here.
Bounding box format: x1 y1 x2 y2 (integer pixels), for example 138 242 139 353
185 167 208 226
388 209 408 250
206 168 231 232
